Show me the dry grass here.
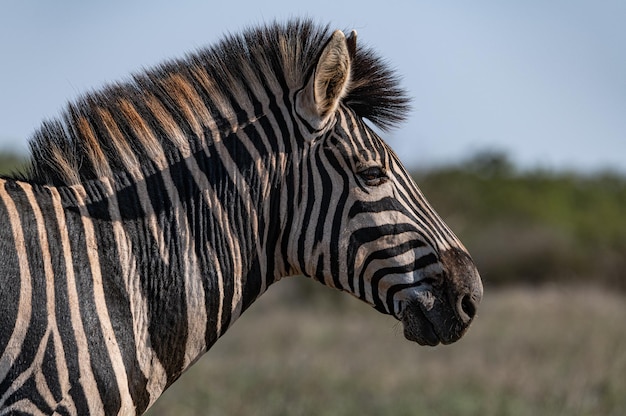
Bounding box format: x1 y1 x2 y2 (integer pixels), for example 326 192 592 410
146 279 626 415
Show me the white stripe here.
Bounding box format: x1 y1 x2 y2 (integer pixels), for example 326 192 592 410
49 185 104 414
19 183 75 413
0 399 47 416
73 185 135 415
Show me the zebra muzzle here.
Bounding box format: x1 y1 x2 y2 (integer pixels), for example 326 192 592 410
401 248 483 346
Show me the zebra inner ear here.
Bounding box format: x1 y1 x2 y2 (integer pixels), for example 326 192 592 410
296 30 352 130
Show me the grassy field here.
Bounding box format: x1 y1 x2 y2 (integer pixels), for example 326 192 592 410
146 279 626 416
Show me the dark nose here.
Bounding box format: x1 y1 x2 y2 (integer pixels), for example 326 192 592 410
457 292 479 324
441 248 483 324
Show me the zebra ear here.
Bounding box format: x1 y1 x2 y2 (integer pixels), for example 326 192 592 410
297 30 352 130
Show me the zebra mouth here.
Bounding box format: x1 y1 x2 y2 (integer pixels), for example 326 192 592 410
400 301 441 346
400 288 473 346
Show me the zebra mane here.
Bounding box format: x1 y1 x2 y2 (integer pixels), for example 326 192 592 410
22 19 410 186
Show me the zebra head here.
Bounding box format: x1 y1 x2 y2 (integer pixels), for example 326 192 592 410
290 29 483 346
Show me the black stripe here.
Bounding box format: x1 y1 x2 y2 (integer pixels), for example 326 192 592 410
3 377 52 414
323 140 351 290
297 155 316 275
312 144 333 249
41 335 62 403
0 183 22 365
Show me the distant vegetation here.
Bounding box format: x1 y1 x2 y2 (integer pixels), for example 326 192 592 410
415 151 626 290
1 150 624 290
0 152 26 177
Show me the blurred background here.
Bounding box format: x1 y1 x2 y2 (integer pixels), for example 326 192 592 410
1 1 625 415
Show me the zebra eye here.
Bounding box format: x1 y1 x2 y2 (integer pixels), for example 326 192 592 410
358 166 388 186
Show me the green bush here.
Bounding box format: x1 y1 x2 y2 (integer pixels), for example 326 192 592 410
0 152 27 177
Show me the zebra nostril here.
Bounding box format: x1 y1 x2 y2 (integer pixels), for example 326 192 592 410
458 294 477 323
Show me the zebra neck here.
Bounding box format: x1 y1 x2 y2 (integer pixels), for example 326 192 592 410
1 118 295 413
59 148 289 388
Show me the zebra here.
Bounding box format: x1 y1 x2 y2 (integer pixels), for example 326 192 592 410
0 19 483 415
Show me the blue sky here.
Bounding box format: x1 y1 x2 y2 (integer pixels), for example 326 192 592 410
1 1 624 172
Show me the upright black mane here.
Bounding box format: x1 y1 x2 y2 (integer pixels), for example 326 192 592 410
21 19 410 186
